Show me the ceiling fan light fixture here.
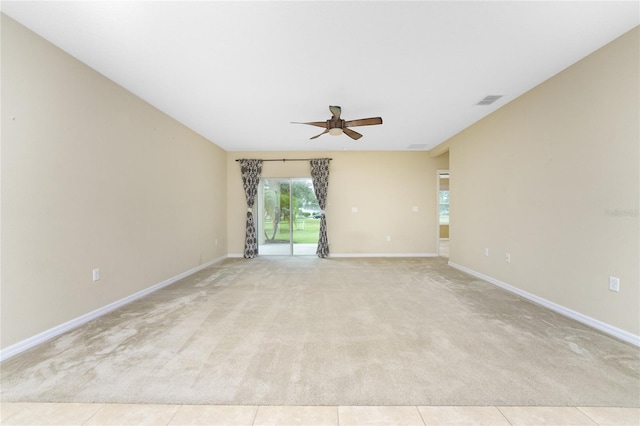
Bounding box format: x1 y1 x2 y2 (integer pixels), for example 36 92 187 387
329 128 344 136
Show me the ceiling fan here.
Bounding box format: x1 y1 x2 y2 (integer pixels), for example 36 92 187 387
293 106 383 140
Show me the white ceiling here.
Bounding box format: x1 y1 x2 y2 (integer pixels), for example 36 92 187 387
2 1 638 152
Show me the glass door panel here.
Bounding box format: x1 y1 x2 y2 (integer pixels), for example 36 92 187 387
291 178 319 255
258 179 290 255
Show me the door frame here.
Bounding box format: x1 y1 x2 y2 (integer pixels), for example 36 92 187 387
436 169 450 256
257 177 319 256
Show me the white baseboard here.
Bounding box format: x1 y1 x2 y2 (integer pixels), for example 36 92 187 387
0 256 228 362
231 253 439 258
448 261 640 347
331 253 438 258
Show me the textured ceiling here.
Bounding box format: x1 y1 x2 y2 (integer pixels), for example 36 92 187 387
2 1 638 152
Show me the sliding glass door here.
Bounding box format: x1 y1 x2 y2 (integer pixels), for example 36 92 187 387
258 178 320 255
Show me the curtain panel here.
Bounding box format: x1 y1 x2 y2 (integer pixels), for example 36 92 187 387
239 159 263 258
310 158 330 258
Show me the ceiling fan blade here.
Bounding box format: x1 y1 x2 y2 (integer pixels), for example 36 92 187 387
310 129 329 140
291 121 328 128
344 117 383 127
329 105 341 119
343 128 363 140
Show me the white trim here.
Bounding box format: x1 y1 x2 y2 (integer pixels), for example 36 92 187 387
231 253 440 258
331 253 438 258
227 253 245 258
436 169 450 257
448 261 640 347
0 256 228 362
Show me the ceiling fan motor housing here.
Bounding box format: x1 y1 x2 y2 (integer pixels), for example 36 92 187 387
327 119 345 135
328 119 345 129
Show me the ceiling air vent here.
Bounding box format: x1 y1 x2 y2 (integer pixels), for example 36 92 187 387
476 95 503 106
408 144 428 150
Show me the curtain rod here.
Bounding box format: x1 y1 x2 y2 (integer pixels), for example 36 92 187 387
235 158 332 162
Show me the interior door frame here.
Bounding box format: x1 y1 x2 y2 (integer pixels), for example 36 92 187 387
436 169 450 256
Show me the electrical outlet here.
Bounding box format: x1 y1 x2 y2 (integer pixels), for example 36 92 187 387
505 253 511 263
609 276 620 292
92 268 100 282
412 206 419 212
484 248 489 256
352 207 358 213
386 235 391 242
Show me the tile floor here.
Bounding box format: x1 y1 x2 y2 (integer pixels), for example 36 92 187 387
1 403 638 425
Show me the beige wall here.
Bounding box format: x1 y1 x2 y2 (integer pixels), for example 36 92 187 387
439 225 449 239
445 27 639 335
1 15 227 349
227 151 448 256
4 10 634 352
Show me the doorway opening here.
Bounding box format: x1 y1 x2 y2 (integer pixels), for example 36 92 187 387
257 178 320 255
437 170 450 258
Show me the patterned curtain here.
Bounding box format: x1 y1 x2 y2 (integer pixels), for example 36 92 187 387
310 158 330 258
239 159 263 258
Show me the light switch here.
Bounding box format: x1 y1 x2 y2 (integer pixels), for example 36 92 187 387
609 276 620 292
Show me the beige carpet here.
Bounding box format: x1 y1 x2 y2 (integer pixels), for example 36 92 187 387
1 257 639 406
